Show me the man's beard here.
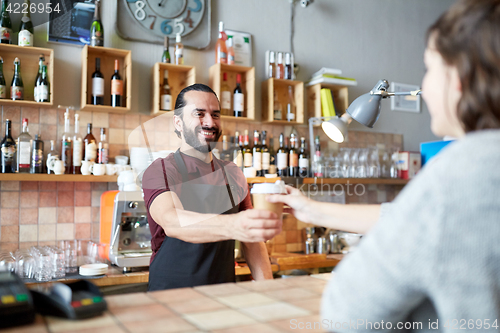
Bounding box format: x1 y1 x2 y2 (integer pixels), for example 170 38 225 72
182 122 222 153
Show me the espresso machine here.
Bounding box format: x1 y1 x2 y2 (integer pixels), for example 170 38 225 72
100 191 152 273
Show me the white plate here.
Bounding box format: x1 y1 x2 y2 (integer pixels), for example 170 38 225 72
79 270 106 276
80 263 108 270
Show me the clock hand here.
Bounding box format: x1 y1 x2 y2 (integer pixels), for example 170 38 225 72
158 0 167 7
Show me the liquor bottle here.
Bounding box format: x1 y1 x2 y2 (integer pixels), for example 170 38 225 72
261 131 270 175
160 70 171 111
273 90 282 120
0 56 6 99
276 133 288 177
276 52 284 79
111 59 123 107
220 72 231 116
284 53 293 80
90 0 103 47
233 74 244 117
242 130 252 168
17 118 32 173
233 133 243 170
268 136 276 174
97 128 108 164
37 65 49 102
46 140 59 174
286 86 295 122
72 113 83 174
227 37 235 65
298 137 309 178
268 51 276 79
1 119 16 173
252 130 262 177
161 36 171 63
83 123 97 162
0 0 12 44
34 55 44 102
288 133 299 177
30 134 43 173
61 112 72 174
92 58 104 105
10 57 23 101
313 135 323 177
175 33 184 65
215 21 227 64
18 0 33 46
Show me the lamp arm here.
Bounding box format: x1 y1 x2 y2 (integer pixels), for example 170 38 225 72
371 90 422 98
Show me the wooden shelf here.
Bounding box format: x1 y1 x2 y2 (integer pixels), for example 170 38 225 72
302 177 409 185
0 174 118 182
151 62 195 115
209 63 255 120
262 78 304 123
0 44 54 107
81 46 132 113
220 115 257 123
307 82 349 121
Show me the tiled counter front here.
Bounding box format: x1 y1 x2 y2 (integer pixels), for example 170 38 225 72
7 274 332 333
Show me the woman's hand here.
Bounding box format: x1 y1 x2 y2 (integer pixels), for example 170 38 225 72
267 185 314 224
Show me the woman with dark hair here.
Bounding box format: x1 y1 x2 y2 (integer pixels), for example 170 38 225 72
269 0 500 330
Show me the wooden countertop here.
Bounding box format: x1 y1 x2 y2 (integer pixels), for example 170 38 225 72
11 273 333 333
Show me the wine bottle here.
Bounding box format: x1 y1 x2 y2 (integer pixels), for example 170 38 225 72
233 132 243 170
90 0 103 47
72 113 83 174
276 133 288 177
284 52 293 80
276 52 284 79
268 51 276 79
233 74 244 117
97 128 108 164
17 118 31 173
313 135 323 178
46 140 59 174
175 33 184 65
92 58 104 105
215 21 227 64
161 36 171 63
34 55 44 102
288 133 299 177
227 37 235 65
83 123 97 162
30 134 43 174
269 135 276 174
261 131 270 175
1 119 16 173
298 137 309 178
220 135 231 162
220 72 231 116
0 0 12 44
0 56 6 99
10 57 23 101
252 130 262 177
160 70 171 111
242 130 252 168
111 59 123 107
61 112 72 174
273 90 282 120
286 86 295 122
18 0 33 47
37 65 49 102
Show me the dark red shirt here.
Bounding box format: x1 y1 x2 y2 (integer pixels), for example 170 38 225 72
142 152 252 262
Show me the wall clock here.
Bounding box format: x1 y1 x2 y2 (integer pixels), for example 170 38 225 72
116 0 211 49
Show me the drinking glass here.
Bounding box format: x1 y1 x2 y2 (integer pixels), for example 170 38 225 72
368 147 380 178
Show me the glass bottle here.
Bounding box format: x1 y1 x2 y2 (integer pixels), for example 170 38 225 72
268 51 276 79
38 65 49 102
288 133 298 177
61 112 72 174
97 128 108 164
0 0 12 44
92 58 104 105
220 135 230 162
298 137 309 178
284 52 293 80
276 133 288 177
175 33 184 65
273 90 282 121
242 129 252 168
227 37 235 65
220 72 231 116
46 140 59 174
83 123 97 162
1 119 16 173
17 118 32 173
90 0 103 46
215 21 227 64
18 0 33 47
72 113 83 174
261 131 270 175
268 135 276 174
286 86 295 122
0 56 6 99
160 70 171 111
233 131 243 170
111 59 123 107
10 57 23 101
313 135 323 178
34 55 44 102
161 36 171 63
252 130 262 177
30 134 43 174
233 74 244 117
276 52 284 79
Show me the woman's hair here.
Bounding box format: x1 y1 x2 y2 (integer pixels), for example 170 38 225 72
427 0 500 132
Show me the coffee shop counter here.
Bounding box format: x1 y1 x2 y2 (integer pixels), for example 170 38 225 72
11 273 333 333
24 253 343 288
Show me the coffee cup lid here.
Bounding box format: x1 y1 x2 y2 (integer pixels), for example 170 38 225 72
251 180 286 194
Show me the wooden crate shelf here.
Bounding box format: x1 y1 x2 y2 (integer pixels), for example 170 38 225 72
81 46 132 113
151 62 195 115
209 63 255 120
0 44 54 107
0 174 117 182
262 78 304 124
306 82 349 121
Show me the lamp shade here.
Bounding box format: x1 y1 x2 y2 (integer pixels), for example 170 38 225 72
345 92 382 128
321 114 351 143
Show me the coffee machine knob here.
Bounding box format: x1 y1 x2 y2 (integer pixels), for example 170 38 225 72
128 201 138 209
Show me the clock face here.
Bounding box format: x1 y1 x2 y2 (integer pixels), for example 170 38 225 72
125 0 206 38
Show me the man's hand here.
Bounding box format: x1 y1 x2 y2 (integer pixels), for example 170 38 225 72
231 209 282 243
267 185 313 224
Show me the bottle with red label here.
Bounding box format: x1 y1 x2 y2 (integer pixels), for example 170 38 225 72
10 57 23 100
111 59 123 107
0 0 12 44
